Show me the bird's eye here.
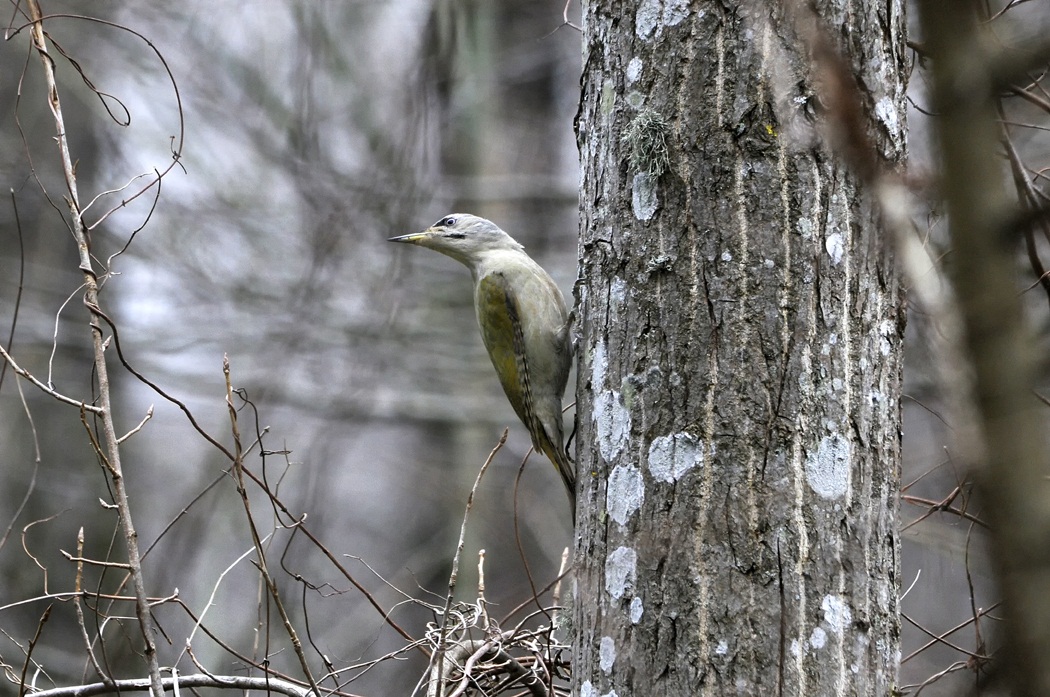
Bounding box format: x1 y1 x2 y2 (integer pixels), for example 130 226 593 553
442 216 456 227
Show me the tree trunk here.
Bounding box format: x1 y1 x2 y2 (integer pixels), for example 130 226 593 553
572 1 906 693
918 1 1050 693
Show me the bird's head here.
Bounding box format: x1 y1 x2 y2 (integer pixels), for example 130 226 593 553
389 214 524 267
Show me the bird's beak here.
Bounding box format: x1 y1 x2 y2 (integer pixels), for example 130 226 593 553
388 230 433 244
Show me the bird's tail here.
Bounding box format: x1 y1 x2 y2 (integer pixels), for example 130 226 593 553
539 436 576 523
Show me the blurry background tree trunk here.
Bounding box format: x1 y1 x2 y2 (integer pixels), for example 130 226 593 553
918 0 1050 693
0 3 582 694
572 1 906 693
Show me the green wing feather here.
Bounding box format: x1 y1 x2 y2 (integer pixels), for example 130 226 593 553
476 273 532 428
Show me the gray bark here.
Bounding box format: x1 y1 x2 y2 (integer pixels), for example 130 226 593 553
572 1 906 694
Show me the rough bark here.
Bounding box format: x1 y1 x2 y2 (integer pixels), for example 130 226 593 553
572 1 906 694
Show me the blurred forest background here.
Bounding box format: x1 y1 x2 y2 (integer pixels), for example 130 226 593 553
0 1 1048 695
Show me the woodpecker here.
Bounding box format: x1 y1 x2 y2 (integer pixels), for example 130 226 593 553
390 214 576 520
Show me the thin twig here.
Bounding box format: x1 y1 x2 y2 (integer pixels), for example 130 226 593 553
0 376 42 552
225 356 320 696
18 605 52 697
901 612 993 661
59 550 130 569
900 494 987 528
428 429 507 697
238 458 420 649
21 673 315 697
512 448 553 623
5 8 187 230
0 342 104 414
116 405 154 444
443 638 548 697
900 601 1002 664
178 539 269 664
73 528 111 685
0 188 27 394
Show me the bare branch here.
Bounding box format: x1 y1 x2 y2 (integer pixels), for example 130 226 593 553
178 539 269 664
22 673 315 697
0 343 104 414
59 552 130 570
428 429 507 697
72 528 111 686
25 3 164 696
0 376 42 552
116 406 154 444
17 605 51 697
224 356 320 696
0 189 27 395
445 640 548 697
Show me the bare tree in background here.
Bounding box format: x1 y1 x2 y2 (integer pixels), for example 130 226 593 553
1 2 578 696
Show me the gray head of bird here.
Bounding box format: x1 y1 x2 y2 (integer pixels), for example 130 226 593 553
388 214 525 267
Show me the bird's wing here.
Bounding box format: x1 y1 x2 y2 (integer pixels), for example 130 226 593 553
477 269 576 518
476 272 534 431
